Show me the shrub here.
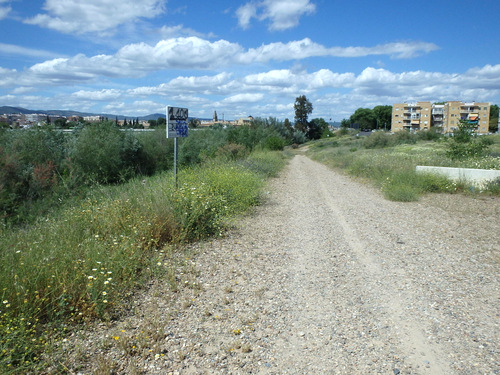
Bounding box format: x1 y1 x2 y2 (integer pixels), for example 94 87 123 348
179 128 227 166
215 143 249 160
69 122 141 184
446 120 490 160
363 131 391 148
134 128 174 175
392 130 417 145
0 128 68 222
417 127 443 141
263 135 286 151
291 130 307 144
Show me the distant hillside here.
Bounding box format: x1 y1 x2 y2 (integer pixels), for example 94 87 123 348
0 106 167 121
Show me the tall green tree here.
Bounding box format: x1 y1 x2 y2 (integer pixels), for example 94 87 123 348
340 119 350 128
349 108 376 130
489 104 499 133
372 105 392 130
294 95 313 133
308 118 331 139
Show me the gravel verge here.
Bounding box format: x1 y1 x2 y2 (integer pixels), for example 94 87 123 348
56 154 499 374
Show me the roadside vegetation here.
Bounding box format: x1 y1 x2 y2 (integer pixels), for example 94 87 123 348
0 118 291 372
0 118 300 227
306 125 500 202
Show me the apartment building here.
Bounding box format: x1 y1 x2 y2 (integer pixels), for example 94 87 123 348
391 101 490 134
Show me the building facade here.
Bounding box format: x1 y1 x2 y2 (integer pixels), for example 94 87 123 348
392 101 490 134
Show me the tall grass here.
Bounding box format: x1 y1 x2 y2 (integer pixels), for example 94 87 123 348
0 151 286 371
307 133 500 201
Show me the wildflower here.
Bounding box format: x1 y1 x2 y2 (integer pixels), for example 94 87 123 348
102 291 107 296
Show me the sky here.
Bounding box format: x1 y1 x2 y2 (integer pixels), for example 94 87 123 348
1 0 500 121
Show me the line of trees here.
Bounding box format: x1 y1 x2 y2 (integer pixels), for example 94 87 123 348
340 105 392 131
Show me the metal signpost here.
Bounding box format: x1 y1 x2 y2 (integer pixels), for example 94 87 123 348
166 106 189 188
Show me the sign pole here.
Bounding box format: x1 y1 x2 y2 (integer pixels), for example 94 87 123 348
166 106 189 189
174 137 178 188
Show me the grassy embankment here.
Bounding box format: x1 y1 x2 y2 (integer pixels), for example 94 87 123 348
306 131 500 201
0 151 288 373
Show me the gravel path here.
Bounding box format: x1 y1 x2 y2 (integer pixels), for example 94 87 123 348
63 154 499 374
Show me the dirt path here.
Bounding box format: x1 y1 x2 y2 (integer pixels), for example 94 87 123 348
62 155 499 374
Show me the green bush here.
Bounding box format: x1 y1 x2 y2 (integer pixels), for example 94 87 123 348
417 127 443 141
179 128 227 166
264 135 286 151
0 127 68 222
392 130 417 145
215 143 249 161
134 129 174 175
69 122 142 184
446 120 490 160
363 131 391 148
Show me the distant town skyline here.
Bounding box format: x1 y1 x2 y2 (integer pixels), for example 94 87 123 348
1 0 499 121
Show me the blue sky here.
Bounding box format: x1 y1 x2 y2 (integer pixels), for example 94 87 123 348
1 0 499 121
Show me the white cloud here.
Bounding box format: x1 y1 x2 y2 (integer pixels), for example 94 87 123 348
11 87 35 94
9 37 438 88
236 2 258 29
24 0 166 35
261 0 316 31
237 0 315 31
6 62 499 119
223 93 264 104
241 39 439 62
350 66 500 102
242 69 355 93
157 25 216 39
0 5 10 20
71 89 122 101
0 43 64 59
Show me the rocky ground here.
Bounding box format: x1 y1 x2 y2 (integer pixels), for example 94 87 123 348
55 154 499 374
